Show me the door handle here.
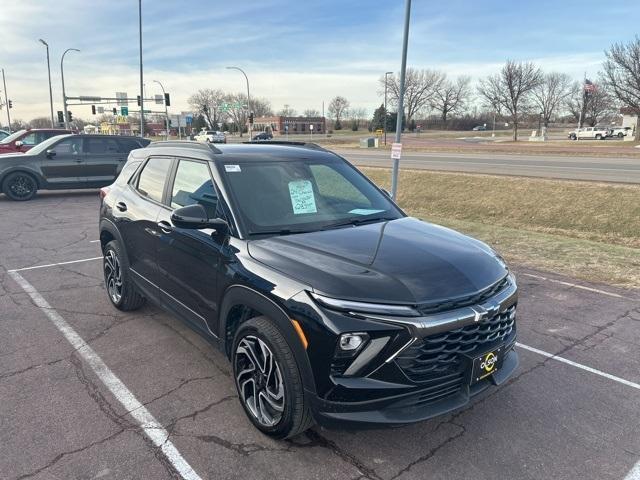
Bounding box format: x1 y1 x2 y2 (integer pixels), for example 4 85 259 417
157 220 172 233
116 201 127 212
74 159 83 163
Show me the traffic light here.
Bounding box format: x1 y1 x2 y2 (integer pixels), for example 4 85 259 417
112 108 117 115
67 111 73 121
249 112 254 124
164 93 170 107
91 105 96 115
8 100 12 109
137 95 141 106
57 111 64 123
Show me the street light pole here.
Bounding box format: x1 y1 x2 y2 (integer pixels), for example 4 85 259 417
384 71 393 146
390 0 411 200
2 69 11 133
60 48 79 130
138 0 145 138
226 66 251 139
39 39 55 128
153 80 169 140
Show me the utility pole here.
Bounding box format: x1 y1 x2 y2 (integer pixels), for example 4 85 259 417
2 69 11 132
138 0 145 138
153 80 169 140
390 0 411 200
39 39 55 127
61 48 80 129
384 71 393 145
226 66 251 138
322 101 325 137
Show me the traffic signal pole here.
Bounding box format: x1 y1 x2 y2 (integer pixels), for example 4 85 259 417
2 69 11 133
138 0 145 138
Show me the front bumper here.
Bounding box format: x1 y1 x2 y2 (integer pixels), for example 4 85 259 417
310 347 518 428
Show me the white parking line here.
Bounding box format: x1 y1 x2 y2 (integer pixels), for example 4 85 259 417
516 342 640 391
521 273 632 299
90 240 101 243
8 256 103 273
625 461 640 480
8 270 202 480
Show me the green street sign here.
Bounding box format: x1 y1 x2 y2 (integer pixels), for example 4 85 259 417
121 106 129 116
143 110 152 114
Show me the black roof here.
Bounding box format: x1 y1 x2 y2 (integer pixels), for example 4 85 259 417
133 140 335 163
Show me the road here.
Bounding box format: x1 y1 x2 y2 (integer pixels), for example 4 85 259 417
1 191 640 480
336 149 640 183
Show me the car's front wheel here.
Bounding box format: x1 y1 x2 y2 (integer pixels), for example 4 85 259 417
103 240 145 311
618 132 624 138
2 172 38 201
233 316 314 439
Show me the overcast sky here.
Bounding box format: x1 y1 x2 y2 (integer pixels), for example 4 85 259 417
1 0 638 121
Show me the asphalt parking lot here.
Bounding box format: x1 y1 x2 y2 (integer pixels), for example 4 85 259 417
1 190 639 480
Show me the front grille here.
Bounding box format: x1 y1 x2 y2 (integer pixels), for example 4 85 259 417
396 304 516 383
416 276 510 315
391 372 465 409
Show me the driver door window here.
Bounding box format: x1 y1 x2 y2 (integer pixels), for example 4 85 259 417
170 160 218 218
51 137 82 155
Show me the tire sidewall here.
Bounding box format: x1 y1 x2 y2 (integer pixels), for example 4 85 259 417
103 240 133 309
232 320 300 438
3 172 37 201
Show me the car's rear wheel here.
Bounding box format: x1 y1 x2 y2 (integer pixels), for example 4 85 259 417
233 316 314 439
2 172 38 201
103 240 145 311
618 132 624 138
596 134 602 140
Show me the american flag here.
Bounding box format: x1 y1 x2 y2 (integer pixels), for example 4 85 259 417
584 80 597 93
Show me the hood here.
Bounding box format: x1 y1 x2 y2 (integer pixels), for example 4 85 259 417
248 217 507 305
0 150 26 158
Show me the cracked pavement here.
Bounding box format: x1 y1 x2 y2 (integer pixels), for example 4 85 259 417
1 190 639 479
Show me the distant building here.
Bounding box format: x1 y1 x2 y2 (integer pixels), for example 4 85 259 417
620 107 639 140
251 116 326 135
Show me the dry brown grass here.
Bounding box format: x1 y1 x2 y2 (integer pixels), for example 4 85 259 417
362 167 640 288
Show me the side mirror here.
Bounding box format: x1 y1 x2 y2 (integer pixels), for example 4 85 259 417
14 141 23 148
171 204 229 236
46 149 56 158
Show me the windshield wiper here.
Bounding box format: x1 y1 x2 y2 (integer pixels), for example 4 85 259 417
321 216 397 231
249 229 313 237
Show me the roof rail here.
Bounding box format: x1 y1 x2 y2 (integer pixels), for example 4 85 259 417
242 140 326 151
146 140 222 154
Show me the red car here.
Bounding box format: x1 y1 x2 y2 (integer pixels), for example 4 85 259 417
0 129 73 154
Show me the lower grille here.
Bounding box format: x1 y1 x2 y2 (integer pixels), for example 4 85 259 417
396 304 517 383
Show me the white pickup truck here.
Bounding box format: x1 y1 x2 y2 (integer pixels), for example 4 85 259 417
194 129 227 144
568 126 609 140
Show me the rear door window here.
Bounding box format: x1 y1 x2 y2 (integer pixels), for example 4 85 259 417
135 157 173 203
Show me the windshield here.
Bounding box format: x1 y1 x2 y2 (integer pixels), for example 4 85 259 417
220 156 404 236
0 129 26 144
27 134 75 155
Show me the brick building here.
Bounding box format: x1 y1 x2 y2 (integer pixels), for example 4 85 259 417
251 116 326 135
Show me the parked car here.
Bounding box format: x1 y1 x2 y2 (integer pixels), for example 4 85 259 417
472 125 487 131
0 130 9 141
194 130 226 143
252 131 273 140
0 128 73 154
98 141 518 439
0 134 150 200
608 126 632 139
568 126 609 140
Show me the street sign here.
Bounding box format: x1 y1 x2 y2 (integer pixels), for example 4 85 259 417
143 109 151 114
121 106 129 116
185 115 193 125
116 92 127 106
391 143 402 160
79 96 101 102
310 124 314 130
154 94 164 105
97 107 104 114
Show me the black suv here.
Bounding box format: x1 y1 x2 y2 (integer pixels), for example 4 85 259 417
0 134 150 200
99 141 518 438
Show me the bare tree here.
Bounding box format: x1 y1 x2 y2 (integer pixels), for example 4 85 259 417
188 88 225 128
566 80 616 127
532 72 573 127
251 97 273 117
279 104 297 116
477 60 542 140
328 96 350 128
381 69 445 125
431 75 471 124
223 93 248 136
603 36 640 140
29 117 52 128
303 108 320 117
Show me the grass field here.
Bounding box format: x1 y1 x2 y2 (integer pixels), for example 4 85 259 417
362 167 640 289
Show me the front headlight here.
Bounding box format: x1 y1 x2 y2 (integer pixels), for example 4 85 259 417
309 292 420 317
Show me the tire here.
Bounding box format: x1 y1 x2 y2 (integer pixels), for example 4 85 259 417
103 240 145 311
595 134 602 140
2 171 38 201
232 316 314 439
618 132 624 138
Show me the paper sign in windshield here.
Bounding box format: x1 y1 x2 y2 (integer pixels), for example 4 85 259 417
224 164 241 172
288 180 317 214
